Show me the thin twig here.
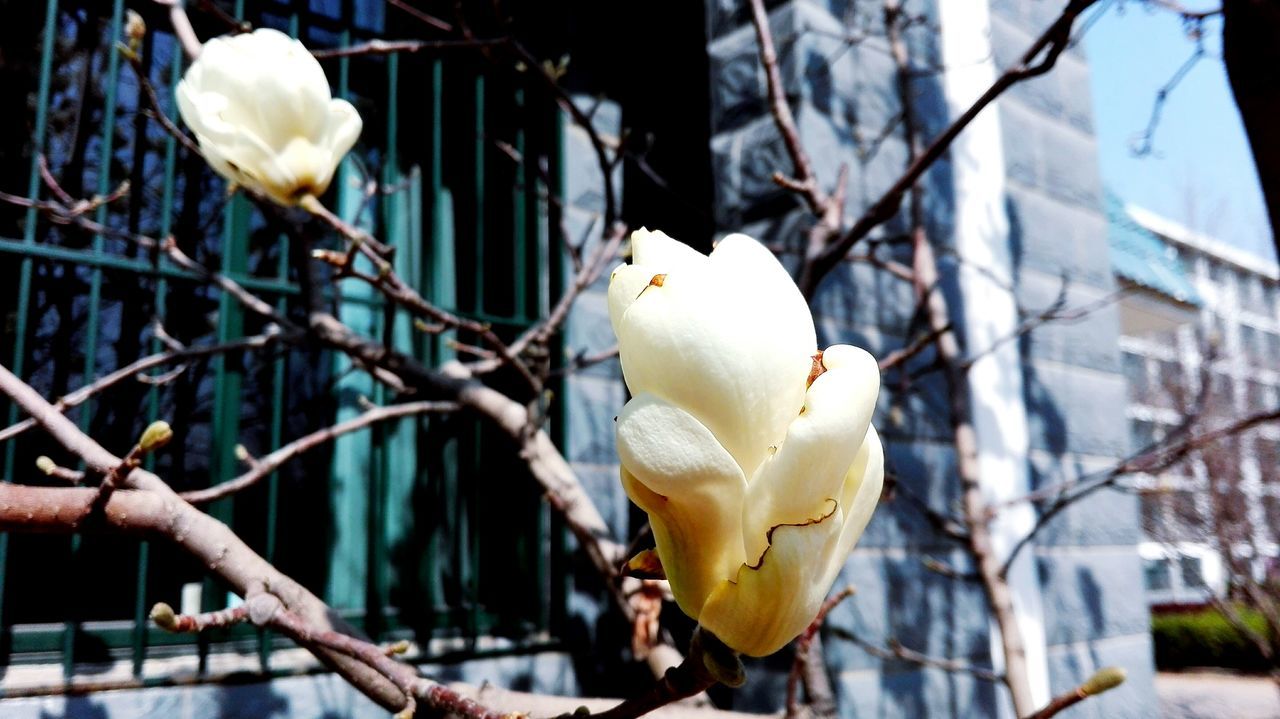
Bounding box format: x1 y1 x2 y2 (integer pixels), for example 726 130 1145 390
311 37 507 59
0 331 282 443
785 586 855 719
828 626 1003 683
180 400 459 504
795 0 1101 298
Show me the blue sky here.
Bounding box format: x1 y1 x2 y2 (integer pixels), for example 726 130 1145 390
1083 0 1277 264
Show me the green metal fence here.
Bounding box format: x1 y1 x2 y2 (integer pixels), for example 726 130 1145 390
0 0 566 686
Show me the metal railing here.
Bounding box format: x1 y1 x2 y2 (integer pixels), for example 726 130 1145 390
0 0 566 686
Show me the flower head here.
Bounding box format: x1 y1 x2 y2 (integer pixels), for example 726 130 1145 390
176 28 361 206
610 229 883 657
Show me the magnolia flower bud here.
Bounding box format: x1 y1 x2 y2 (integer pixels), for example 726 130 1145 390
176 28 362 206
609 229 884 657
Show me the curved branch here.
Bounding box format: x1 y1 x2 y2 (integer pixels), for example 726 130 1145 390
180 400 459 504
796 0 1100 297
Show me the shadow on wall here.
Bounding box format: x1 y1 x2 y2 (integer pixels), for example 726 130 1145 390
37 697 108 719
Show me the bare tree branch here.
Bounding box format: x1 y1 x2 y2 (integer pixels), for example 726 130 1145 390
796 0 1100 298
179 400 460 504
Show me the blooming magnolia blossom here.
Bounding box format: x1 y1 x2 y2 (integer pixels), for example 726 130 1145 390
176 28 362 206
609 229 883 657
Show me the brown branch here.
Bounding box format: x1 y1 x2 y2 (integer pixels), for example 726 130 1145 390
151 0 203 60
180 400 459 504
554 344 621 378
957 287 1128 373
124 44 203 157
1023 667 1126 719
1130 41 1206 157
828 626 1003 683
303 314 630 594
386 0 454 33
311 37 507 59
877 324 951 372
998 405 1280 577
587 628 737 719
470 222 627 376
748 0 828 215
0 363 409 707
795 0 1100 298
299 196 542 393
0 331 282 443
785 586 855 719
149 601 250 633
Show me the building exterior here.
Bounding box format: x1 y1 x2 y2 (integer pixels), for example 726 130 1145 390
1111 201 1280 607
2 1 1165 717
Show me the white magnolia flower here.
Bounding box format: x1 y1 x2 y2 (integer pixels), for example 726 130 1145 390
609 229 884 657
176 28 361 206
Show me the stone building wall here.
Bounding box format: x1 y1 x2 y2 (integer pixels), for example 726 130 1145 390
695 1 1156 716
988 5 1156 716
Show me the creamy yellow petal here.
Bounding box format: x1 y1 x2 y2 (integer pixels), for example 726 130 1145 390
820 426 884 589
615 267 812 478
698 502 843 657
742 344 880 559
617 394 747 617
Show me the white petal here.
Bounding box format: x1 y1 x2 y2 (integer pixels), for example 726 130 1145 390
697 502 843 657
325 99 363 160
608 263 662 338
177 28 359 206
818 426 884 590
617 394 747 618
741 344 880 560
631 228 709 271
710 233 813 339
616 393 747 498
616 266 813 478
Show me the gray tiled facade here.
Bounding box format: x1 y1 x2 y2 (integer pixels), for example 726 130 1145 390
602 0 1153 716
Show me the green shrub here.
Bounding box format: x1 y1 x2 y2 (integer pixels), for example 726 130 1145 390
1151 606 1272 672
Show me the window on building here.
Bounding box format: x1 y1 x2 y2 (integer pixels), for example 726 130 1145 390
1131 418 1159 451
1258 438 1280 483
1263 332 1280 371
1210 261 1230 286
1246 380 1272 414
1171 490 1203 529
1144 558 1173 591
1123 352 1148 404
1207 373 1235 420
1240 324 1262 365
1155 358 1185 409
1263 496 1280 535
1247 275 1266 308
1180 556 1207 589
1139 491 1164 535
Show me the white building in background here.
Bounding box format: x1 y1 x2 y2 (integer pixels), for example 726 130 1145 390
1110 199 1280 606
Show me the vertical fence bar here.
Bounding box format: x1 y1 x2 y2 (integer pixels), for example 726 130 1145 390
473 74 486 312
512 88 528 323
257 5 303 673
133 37 185 679
424 58 448 631
547 103 569 634
63 0 126 678
0 0 60 666
201 195 248 674
197 0 249 674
